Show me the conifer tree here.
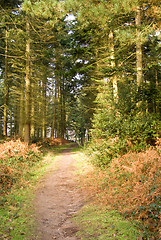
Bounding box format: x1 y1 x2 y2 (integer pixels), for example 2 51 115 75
66 0 161 153
0 0 22 136
24 16 31 142
0 0 160 146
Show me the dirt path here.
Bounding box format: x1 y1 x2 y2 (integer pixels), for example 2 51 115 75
34 147 85 240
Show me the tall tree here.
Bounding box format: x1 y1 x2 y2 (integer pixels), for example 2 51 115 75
3 28 8 136
24 17 31 142
0 0 160 145
135 6 143 87
108 30 118 101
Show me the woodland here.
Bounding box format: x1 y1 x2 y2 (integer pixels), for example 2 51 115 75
0 0 160 145
0 0 161 239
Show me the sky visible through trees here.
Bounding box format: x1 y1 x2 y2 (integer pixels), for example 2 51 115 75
0 0 160 145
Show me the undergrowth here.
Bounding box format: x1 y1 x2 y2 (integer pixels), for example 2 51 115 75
83 139 161 239
0 139 42 196
0 139 54 239
0 187 36 240
73 151 142 240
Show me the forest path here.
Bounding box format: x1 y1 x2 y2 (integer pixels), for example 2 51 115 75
34 146 85 240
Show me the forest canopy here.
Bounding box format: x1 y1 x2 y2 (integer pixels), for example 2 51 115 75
0 0 160 147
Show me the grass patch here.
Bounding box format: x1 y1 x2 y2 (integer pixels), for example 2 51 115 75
70 145 82 153
73 204 141 240
40 142 78 154
0 188 36 240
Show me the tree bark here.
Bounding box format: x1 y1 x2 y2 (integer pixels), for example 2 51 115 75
57 84 60 138
30 81 35 138
24 18 31 143
108 30 118 101
155 68 159 114
61 79 66 138
135 7 143 87
52 78 57 138
19 74 25 138
3 29 8 136
42 77 47 139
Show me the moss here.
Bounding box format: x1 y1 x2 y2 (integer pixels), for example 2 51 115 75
73 204 141 240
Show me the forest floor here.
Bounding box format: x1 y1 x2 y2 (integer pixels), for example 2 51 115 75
0 142 153 239
31 145 140 240
33 146 86 240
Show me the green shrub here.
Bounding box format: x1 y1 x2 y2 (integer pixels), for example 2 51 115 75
88 112 160 168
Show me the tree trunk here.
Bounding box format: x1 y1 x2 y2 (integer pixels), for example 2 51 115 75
10 110 12 137
61 79 66 138
42 77 47 139
30 81 35 138
135 7 143 87
24 18 31 143
38 80 42 138
108 30 118 101
52 78 57 138
57 85 60 138
155 68 160 114
19 74 25 138
3 29 8 136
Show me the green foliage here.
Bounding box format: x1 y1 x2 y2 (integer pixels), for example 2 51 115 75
89 108 160 168
86 139 115 168
73 205 141 240
0 189 35 240
88 74 161 167
66 97 86 143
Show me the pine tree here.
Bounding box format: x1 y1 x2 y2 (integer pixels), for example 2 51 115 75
24 16 31 142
